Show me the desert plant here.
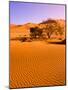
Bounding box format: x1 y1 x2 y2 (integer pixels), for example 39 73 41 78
55 23 64 36
43 23 57 38
41 19 64 39
30 27 43 39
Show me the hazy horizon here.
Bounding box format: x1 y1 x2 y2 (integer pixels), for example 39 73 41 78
10 1 65 25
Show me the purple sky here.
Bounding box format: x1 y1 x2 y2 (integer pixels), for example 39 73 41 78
10 1 65 25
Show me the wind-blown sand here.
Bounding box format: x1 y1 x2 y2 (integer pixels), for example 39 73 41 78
10 41 65 88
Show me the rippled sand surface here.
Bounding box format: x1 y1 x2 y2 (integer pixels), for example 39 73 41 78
10 41 65 88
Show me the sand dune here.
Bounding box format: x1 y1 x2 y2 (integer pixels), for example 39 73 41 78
10 19 65 40
10 41 65 88
10 19 65 88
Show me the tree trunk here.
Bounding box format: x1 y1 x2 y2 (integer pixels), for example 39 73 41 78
47 33 51 39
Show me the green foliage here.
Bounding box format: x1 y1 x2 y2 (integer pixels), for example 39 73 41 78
30 27 43 39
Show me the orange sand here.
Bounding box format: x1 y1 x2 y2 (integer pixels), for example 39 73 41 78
10 41 65 88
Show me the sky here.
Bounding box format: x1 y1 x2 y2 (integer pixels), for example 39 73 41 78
10 1 65 25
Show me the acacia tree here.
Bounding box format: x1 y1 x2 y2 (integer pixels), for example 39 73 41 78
55 23 64 36
45 23 56 38
41 19 64 39
30 27 43 39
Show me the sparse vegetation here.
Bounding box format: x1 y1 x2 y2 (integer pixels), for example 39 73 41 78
40 19 64 39
30 27 43 39
10 19 65 44
10 19 65 88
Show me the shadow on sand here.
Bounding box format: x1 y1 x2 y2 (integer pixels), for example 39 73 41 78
48 39 66 45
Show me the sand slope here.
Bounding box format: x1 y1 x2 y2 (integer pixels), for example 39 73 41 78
10 41 65 88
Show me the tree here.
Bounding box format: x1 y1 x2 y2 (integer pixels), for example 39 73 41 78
55 23 64 36
30 27 43 39
43 23 57 38
41 19 64 39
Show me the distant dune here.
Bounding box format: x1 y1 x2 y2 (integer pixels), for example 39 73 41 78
10 24 17 28
10 19 65 39
10 23 39 39
10 19 65 32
